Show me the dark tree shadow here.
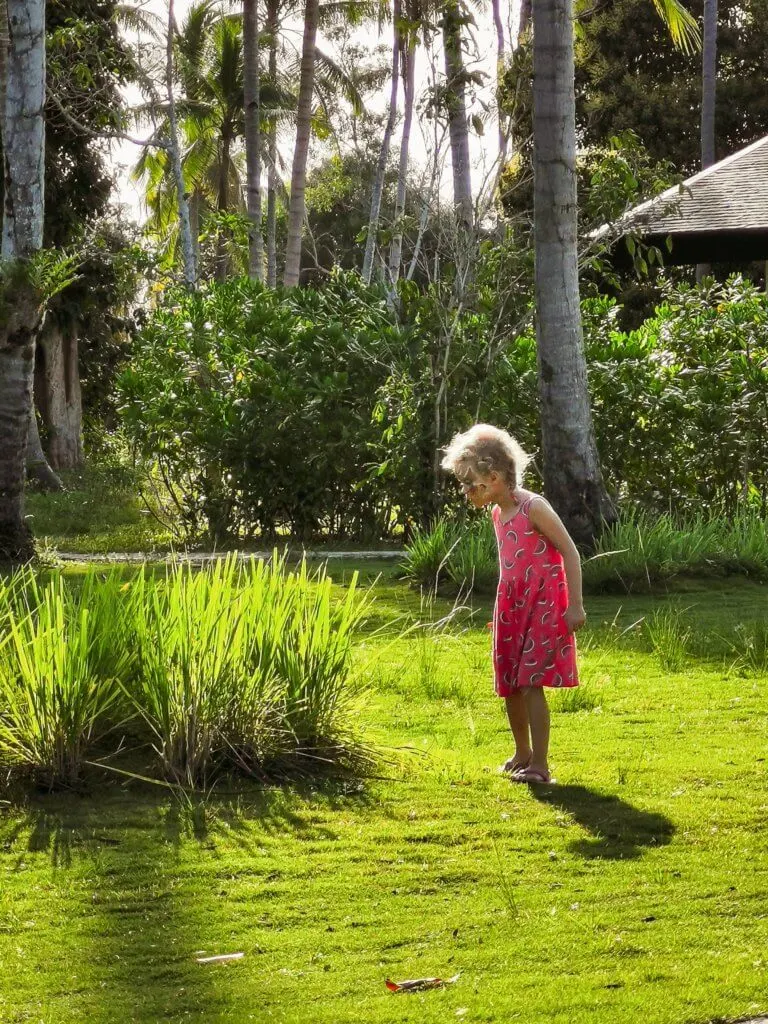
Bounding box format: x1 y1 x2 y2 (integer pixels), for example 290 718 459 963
530 784 675 860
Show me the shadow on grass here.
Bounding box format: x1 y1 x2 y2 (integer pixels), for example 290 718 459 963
531 784 675 860
0 778 373 1022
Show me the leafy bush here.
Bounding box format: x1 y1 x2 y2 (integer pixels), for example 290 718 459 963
118 272 768 541
118 272 404 544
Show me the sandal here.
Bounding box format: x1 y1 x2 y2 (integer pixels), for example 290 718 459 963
499 755 531 776
512 766 553 785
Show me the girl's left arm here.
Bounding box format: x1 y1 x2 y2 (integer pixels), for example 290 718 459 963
528 499 586 633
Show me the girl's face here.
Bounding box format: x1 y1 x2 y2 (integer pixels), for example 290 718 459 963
458 470 504 509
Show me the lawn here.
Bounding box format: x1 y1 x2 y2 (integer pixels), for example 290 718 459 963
1 569 767 1024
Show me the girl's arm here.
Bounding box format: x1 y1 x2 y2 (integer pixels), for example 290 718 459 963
528 498 586 633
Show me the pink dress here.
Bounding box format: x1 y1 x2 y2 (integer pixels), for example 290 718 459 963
491 491 579 696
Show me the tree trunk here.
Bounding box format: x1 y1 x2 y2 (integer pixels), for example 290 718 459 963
215 132 232 282
0 0 46 562
243 0 264 282
266 0 279 287
283 0 319 288
531 0 614 548
388 28 416 290
696 0 717 283
166 0 197 289
362 0 401 285
492 0 507 161
36 319 83 471
442 1 474 236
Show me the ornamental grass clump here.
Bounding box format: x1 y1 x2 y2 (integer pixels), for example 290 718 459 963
0 574 130 788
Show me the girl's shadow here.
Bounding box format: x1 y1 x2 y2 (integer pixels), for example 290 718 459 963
530 784 675 860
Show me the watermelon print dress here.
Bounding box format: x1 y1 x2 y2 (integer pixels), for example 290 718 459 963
491 492 579 696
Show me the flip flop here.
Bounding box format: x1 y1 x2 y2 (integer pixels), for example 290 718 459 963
499 755 531 776
514 767 553 785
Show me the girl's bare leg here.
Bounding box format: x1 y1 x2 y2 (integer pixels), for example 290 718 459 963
502 692 532 771
524 687 550 776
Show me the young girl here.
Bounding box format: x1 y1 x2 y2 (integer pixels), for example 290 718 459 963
441 424 586 784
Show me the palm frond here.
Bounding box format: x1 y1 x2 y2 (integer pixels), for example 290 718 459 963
650 0 701 52
313 47 366 116
114 4 164 39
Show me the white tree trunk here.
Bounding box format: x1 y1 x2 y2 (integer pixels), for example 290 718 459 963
492 0 507 161
388 30 416 290
0 0 46 562
283 0 319 288
243 0 264 281
696 0 717 283
532 0 614 547
266 0 279 287
442 1 473 236
362 0 401 285
165 0 197 289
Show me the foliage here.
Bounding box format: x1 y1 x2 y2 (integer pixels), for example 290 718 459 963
118 272 407 542
489 277 768 516
116 272 768 541
574 0 768 175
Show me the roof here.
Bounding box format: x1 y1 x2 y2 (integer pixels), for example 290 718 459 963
594 135 768 263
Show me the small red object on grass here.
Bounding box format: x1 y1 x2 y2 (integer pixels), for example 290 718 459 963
386 973 460 993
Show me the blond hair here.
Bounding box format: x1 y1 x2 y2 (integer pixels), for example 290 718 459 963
441 424 531 490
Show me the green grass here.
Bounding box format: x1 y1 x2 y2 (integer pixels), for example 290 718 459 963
1 571 768 1023
25 465 178 554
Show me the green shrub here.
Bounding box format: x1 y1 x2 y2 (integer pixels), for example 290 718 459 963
118 272 404 544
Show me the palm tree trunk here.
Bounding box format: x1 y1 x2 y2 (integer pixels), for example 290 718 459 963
165 0 197 289
216 133 232 282
388 28 416 290
266 0 279 287
0 0 60 493
492 0 507 161
243 0 264 282
532 0 614 547
442 1 473 236
0 0 46 562
362 0 401 285
696 0 717 283
283 0 319 288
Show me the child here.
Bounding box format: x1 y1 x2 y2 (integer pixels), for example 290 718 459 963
441 424 586 784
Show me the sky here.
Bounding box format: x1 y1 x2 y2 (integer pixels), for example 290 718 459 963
111 0 513 223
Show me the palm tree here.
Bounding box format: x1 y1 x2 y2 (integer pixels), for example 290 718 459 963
243 0 265 280
0 0 46 562
283 0 320 287
387 0 419 289
441 0 474 237
133 2 247 278
696 0 716 281
531 0 698 544
362 0 401 284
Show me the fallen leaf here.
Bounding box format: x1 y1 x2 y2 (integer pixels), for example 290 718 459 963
386 973 460 993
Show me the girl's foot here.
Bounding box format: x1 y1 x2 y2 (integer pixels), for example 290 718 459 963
499 752 531 775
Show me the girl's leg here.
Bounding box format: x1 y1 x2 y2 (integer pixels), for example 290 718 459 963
524 687 550 776
502 692 532 771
